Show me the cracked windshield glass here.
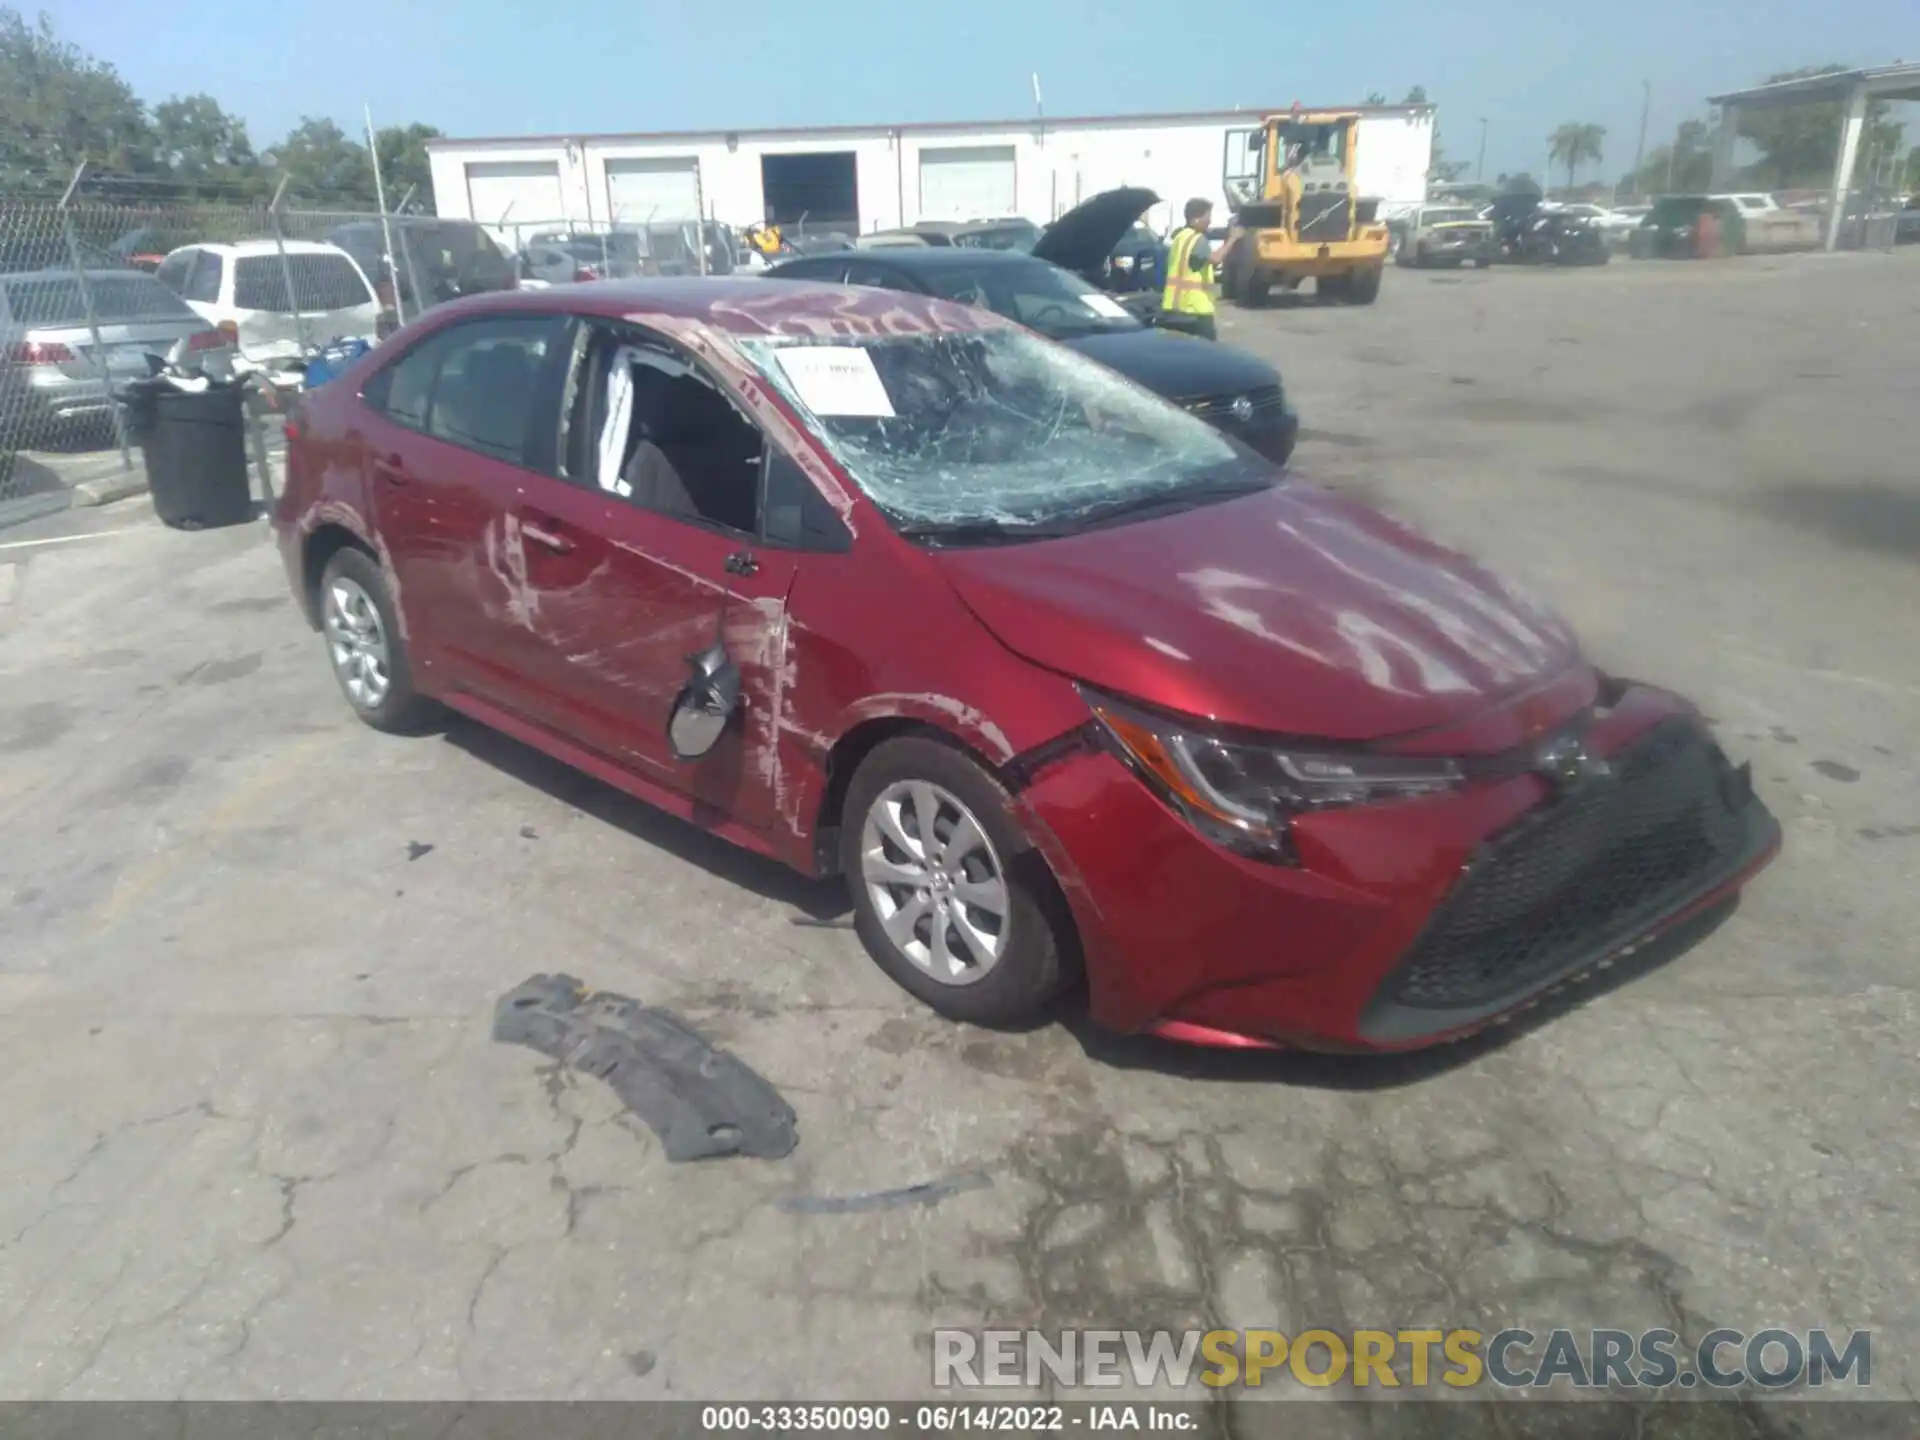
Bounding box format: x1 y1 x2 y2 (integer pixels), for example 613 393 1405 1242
742 329 1267 536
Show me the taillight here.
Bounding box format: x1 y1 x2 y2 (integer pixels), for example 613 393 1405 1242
283 418 301 444
5 340 75 365
187 329 231 352
573 265 599 282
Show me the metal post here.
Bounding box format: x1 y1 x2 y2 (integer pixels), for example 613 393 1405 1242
365 103 405 326
1632 82 1650 197
268 175 312 355
694 159 709 275
58 164 132 471
1476 119 1488 183
1826 82 1868 253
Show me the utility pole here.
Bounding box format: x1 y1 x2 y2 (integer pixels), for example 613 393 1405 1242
1633 81 1651 196
1665 124 1679 193
1477 118 1488 182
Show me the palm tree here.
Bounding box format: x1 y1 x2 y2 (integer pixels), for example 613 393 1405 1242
1549 122 1607 191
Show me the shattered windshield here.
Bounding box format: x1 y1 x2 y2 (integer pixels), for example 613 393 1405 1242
739 328 1270 541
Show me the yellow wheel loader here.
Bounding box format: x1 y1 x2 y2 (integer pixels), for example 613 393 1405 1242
1219 109 1391 306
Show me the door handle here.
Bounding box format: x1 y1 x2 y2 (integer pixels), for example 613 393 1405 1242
521 514 575 554
371 452 407 485
724 549 759 577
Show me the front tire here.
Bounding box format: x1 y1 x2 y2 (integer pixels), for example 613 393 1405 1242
318 546 434 733
841 736 1071 1026
1345 266 1382 304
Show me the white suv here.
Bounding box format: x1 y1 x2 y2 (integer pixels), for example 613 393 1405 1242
153 240 380 372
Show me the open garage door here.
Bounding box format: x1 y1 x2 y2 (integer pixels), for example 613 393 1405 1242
918 145 1017 221
465 160 565 238
605 157 703 226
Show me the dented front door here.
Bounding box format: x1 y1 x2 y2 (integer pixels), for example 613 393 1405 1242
506 476 801 830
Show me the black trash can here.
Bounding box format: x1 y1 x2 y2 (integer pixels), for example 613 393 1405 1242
124 380 255 530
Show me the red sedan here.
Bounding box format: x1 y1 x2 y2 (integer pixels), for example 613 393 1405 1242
272 279 1780 1052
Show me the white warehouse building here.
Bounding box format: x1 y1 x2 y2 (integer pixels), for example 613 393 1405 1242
424 102 1435 246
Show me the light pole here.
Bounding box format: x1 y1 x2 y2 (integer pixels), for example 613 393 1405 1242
1633 81 1651 197
1476 118 1488 183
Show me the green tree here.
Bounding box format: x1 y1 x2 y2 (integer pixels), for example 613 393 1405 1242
0 6 155 193
1365 91 1386 106
1630 118 1712 194
1549 121 1606 189
1737 64 1905 189
153 93 262 199
374 122 442 213
266 116 374 205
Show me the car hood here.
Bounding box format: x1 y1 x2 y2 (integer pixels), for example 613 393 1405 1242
1031 187 1160 274
1061 328 1279 402
931 482 1585 741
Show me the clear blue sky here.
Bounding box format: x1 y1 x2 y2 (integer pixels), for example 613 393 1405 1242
65 0 1918 182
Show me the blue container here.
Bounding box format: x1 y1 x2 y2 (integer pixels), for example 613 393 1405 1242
303 338 374 390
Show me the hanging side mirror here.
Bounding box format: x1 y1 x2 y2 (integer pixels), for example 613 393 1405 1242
667 642 742 761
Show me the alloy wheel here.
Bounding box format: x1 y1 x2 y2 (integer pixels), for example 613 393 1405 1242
324 575 392 709
859 780 1010 987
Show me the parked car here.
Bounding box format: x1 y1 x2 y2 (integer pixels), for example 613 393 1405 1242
764 245 1297 465
1629 196 1746 258
518 235 644 286
1392 204 1496 268
326 217 518 318
1 268 229 440
1706 194 1823 253
272 278 1781 1050
1511 208 1610 265
155 240 382 373
1546 203 1641 246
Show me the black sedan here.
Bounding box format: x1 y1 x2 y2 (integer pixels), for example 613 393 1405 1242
762 246 1297 466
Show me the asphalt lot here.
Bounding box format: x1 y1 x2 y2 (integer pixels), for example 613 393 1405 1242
1 251 1916 1425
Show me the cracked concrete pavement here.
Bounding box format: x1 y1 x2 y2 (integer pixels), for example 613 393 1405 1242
0 250 1915 1426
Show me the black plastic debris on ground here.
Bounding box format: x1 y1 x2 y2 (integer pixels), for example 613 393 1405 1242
492 973 798 1162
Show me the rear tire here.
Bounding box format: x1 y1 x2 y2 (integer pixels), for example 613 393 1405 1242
1238 266 1269 307
841 736 1072 1027
317 546 435 733
1346 266 1383 304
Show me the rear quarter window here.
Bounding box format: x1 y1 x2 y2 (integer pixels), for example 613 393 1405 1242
2 274 199 327
233 254 373 313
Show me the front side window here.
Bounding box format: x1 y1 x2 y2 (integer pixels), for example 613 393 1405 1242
739 326 1266 541
363 315 567 465
572 326 764 535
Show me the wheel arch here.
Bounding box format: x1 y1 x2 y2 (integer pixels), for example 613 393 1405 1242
299 522 373 630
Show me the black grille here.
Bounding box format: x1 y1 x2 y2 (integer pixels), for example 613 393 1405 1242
1185 385 1289 427
1386 719 1754 1012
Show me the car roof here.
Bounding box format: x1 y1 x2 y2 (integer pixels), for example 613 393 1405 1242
172 239 358 258
410 276 1008 339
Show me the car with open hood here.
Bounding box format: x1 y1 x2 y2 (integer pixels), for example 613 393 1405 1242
272 278 1780 1053
763 204 1297 467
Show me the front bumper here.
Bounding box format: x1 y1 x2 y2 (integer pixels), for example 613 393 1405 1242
1014 684 1780 1051
1425 232 1496 261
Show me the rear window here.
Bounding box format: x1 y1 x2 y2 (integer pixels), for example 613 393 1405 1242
2 273 199 326
232 254 373 313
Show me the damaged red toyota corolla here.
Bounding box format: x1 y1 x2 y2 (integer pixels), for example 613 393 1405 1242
273 279 1780 1052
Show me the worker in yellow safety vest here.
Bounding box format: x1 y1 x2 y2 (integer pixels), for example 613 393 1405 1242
1160 198 1230 341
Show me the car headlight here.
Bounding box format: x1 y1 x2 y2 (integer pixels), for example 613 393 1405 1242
1084 690 1466 862
1113 255 1135 270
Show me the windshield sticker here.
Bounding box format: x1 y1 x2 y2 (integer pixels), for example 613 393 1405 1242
773 346 896 417
1080 293 1131 319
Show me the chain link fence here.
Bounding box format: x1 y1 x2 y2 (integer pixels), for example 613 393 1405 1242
0 194 417 515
